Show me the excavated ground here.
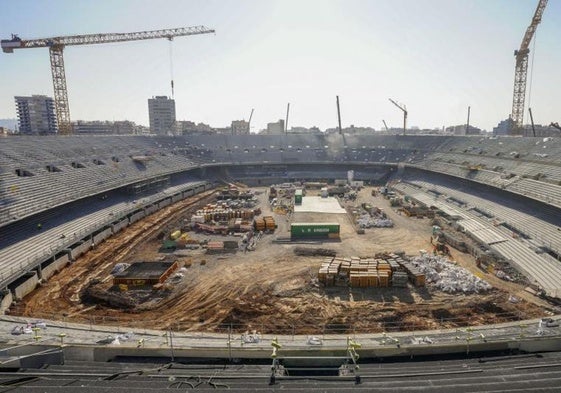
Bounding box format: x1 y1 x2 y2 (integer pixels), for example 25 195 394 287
10 185 551 334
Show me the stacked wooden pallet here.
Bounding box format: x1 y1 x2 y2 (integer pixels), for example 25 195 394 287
254 216 276 232
396 259 426 287
318 254 427 288
392 272 409 287
318 257 341 286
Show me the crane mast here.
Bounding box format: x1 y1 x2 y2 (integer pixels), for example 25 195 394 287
510 0 548 133
389 98 407 135
2 26 214 134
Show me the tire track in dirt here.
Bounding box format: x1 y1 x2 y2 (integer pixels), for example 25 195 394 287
16 190 216 317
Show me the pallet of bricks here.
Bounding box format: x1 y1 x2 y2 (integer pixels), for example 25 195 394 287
389 253 425 287
318 257 392 288
318 257 341 286
253 216 276 232
387 255 408 287
348 257 391 288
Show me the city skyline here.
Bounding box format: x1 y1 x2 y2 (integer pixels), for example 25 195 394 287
1 0 560 132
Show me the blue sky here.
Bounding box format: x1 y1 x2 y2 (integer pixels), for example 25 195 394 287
1 0 560 131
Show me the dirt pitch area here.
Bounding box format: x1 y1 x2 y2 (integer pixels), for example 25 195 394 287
10 185 551 334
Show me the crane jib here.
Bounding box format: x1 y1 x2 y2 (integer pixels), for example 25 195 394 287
1 25 215 134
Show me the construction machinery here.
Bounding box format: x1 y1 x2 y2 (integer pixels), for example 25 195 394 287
528 107 537 137
510 0 548 132
2 26 214 134
336 96 342 134
551 122 561 131
389 98 407 135
382 120 389 132
285 103 290 133
248 108 254 132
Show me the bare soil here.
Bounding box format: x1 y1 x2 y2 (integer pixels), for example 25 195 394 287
10 185 549 334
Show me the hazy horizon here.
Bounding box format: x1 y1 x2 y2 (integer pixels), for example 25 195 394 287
1 0 560 132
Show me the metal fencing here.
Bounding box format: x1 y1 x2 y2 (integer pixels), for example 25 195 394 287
11 308 536 337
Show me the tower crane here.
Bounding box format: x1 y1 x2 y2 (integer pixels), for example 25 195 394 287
510 0 548 133
1 26 215 134
388 98 407 135
247 108 254 133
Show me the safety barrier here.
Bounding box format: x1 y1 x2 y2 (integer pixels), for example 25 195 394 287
40 254 70 280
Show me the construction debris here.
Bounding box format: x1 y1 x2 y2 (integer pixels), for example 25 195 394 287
409 253 491 294
357 214 394 228
254 216 276 232
353 203 394 229
318 256 398 288
294 247 336 257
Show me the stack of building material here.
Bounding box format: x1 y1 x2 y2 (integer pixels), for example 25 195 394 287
223 240 239 250
319 255 420 288
254 216 276 232
398 260 426 287
191 214 205 224
387 257 401 271
392 272 409 287
294 247 337 257
206 241 224 254
254 217 266 231
377 260 392 278
318 257 341 286
347 257 390 288
195 203 259 223
339 258 352 274
228 218 254 232
194 222 228 235
378 270 390 287
263 216 276 231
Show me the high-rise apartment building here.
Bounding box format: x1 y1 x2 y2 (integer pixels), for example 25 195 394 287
148 96 176 135
231 120 250 135
14 95 58 134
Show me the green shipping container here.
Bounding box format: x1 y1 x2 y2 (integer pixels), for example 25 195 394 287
295 195 302 204
291 222 340 238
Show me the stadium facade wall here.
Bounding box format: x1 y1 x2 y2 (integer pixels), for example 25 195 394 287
92 227 112 245
40 254 70 280
70 241 91 261
0 291 13 314
158 198 171 209
13 271 38 300
129 211 145 224
111 218 129 234
144 204 158 216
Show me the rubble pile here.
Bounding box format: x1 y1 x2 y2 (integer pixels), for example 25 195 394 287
410 254 492 294
357 214 394 228
355 203 394 228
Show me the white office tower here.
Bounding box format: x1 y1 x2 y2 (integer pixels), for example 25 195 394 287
14 95 58 134
148 96 176 135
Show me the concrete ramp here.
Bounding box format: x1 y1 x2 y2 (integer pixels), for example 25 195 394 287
458 219 509 245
